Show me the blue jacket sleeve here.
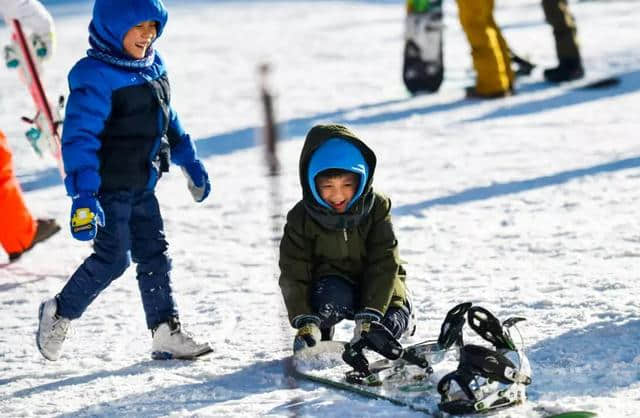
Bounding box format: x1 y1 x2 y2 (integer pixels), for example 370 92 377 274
61 59 111 196
167 106 198 167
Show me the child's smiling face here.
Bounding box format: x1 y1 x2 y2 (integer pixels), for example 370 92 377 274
315 172 359 213
123 20 157 59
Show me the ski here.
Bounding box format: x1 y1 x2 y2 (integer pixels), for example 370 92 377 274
10 19 65 178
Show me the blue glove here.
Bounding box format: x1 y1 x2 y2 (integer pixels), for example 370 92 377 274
181 159 211 202
70 193 104 241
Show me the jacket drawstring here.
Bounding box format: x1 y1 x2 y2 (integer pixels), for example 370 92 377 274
343 228 348 242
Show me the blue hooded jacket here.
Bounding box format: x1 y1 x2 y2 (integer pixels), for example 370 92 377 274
62 0 198 195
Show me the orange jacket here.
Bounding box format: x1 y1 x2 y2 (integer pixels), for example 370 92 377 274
0 130 36 255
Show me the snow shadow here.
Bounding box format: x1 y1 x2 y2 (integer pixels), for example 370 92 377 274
193 96 413 158
17 167 62 192
393 155 640 217
467 69 640 122
527 317 640 399
192 94 491 160
10 360 165 399
52 359 288 417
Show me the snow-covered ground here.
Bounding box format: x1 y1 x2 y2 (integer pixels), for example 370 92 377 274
2 0 640 416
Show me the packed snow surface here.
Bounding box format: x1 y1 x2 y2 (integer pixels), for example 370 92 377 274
1 0 640 416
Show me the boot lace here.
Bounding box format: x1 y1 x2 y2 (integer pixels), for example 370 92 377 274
48 316 70 345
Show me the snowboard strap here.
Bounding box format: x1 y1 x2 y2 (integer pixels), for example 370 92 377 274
437 302 472 349
467 306 517 350
343 321 432 382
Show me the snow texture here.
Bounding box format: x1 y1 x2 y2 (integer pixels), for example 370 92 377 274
1 0 640 416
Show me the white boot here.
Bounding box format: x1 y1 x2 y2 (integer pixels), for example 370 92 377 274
151 319 212 360
36 298 70 361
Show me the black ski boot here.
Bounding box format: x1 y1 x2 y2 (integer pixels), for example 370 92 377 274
9 218 61 262
543 58 584 83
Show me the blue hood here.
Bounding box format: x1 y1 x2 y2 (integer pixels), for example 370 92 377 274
90 0 168 56
307 138 369 211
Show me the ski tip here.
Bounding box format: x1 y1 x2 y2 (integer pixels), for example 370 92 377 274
546 411 597 418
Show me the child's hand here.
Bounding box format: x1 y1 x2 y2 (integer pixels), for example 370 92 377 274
293 315 321 352
70 193 104 241
181 159 211 202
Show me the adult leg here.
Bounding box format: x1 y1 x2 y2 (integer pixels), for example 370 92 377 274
456 0 512 95
542 0 581 60
0 130 36 255
130 190 177 330
542 0 583 81
489 13 515 89
56 191 132 319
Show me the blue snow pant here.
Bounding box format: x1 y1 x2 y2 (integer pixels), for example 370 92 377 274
56 190 178 329
310 275 411 339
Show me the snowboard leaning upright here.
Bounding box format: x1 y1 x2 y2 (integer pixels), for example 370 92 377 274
402 0 444 94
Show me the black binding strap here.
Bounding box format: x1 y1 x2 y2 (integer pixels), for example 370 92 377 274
438 302 472 350
467 306 516 350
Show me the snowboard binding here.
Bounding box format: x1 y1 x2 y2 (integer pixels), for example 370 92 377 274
437 304 531 415
341 302 471 387
342 321 432 386
437 301 472 350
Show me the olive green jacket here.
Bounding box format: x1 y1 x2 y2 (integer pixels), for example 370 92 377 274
278 124 408 326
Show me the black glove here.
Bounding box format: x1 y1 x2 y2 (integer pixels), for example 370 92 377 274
292 314 321 352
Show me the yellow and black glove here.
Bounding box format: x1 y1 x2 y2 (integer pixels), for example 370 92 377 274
351 309 383 344
292 315 321 352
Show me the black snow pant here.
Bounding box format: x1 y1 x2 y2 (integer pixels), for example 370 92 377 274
56 190 178 329
310 275 411 339
542 0 581 60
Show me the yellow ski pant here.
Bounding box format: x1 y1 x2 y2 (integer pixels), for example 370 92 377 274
456 0 514 95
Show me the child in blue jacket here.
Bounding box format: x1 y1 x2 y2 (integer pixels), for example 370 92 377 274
36 0 212 361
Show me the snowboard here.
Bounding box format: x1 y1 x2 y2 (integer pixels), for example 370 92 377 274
293 339 456 415
403 0 444 94
10 19 65 178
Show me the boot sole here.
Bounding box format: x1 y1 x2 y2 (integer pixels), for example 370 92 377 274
36 301 57 361
151 346 213 360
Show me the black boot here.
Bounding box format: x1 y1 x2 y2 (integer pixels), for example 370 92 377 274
543 58 584 83
8 218 61 262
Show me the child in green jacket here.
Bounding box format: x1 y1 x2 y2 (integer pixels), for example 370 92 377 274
279 124 413 352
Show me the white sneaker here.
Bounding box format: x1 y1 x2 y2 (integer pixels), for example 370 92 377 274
36 298 70 361
151 319 212 360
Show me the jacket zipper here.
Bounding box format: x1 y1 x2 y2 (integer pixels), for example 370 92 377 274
343 228 348 242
